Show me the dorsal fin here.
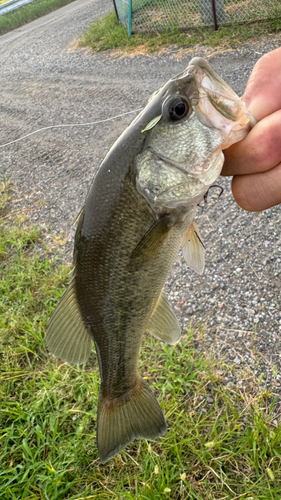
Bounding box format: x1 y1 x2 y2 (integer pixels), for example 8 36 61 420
46 281 92 365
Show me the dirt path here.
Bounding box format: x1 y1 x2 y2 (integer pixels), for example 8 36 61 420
0 0 281 391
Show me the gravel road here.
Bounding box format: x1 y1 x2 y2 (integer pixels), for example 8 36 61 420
0 0 280 392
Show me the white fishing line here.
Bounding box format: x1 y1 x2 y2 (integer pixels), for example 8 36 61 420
0 108 143 149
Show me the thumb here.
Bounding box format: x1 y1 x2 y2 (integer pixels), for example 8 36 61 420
242 47 281 121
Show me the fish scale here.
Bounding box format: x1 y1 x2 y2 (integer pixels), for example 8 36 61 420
76 172 193 386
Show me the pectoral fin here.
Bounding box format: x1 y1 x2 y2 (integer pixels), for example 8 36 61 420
147 292 181 345
46 281 92 365
182 221 205 275
131 216 172 263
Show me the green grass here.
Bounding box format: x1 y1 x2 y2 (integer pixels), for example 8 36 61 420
0 0 78 36
80 11 281 54
1 178 281 499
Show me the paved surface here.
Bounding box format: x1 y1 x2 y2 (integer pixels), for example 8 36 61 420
0 0 280 391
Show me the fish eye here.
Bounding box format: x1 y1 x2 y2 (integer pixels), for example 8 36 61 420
167 97 190 121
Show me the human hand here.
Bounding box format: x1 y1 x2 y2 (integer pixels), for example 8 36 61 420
222 47 281 211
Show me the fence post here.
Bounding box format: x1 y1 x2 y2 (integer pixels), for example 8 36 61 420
128 0 132 37
211 0 218 29
198 0 225 26
112 0 119 20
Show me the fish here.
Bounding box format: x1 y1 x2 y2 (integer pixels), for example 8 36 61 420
46 58 255 464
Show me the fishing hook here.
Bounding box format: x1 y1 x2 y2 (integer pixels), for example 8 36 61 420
198 184 224 207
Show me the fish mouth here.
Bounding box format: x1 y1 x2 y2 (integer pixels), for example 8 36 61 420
187 57 256 147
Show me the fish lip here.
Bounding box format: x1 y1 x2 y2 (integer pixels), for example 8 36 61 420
187 57 236 96
187 56 256 142
187 57 243 121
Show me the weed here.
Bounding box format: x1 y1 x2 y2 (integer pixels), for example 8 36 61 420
80 11 281 54
0 0 78 36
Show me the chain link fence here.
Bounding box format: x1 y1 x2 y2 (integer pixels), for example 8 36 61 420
112 0 280 34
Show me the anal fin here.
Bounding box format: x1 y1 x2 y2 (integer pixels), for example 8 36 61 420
147 292 181 345
46 281 92 365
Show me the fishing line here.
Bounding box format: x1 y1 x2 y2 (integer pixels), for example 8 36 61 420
0 108 143 149
0 92 232 150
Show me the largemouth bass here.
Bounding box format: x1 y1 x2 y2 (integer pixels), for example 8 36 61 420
46 58 254 463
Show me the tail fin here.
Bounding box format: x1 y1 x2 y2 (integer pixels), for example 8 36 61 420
97 377 167 463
